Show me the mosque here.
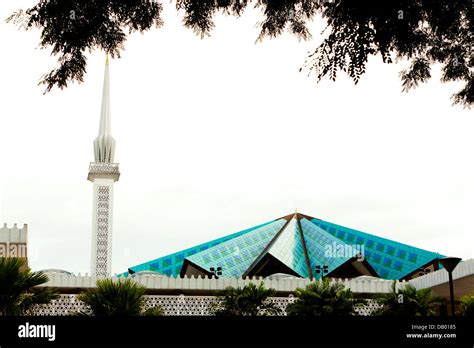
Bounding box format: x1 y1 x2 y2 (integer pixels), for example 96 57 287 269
82 55 446 282
2 57 473 305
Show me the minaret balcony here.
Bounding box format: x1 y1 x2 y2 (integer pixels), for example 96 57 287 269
87 162 120 182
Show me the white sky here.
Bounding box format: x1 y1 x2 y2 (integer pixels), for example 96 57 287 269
0 1 473 275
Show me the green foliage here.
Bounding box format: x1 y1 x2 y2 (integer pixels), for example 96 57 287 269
211 282 281 316
373 281 445 316
0 257 59 316
459 294 474 317
303 1 473 107
6 0 163 93
286 278 363 316
7 1 472 106
77 278 163 316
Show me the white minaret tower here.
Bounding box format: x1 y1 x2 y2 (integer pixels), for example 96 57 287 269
87 54 120 277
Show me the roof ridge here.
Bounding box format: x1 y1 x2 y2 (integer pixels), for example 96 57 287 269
242 217 293 278
296 217 313 280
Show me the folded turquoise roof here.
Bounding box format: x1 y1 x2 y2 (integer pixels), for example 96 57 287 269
123 212 445 280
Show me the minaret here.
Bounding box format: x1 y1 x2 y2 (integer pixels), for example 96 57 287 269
87 54 120 277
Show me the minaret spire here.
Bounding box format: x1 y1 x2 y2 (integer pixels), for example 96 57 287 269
93 54 116 163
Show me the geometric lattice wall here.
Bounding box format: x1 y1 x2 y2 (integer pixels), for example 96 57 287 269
29 294 382 317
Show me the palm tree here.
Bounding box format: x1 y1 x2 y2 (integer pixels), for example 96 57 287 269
77 278 163 316
0 257 59 316
286 278 363 316
211 282 281 316
459 294 474 317
373 281 445 316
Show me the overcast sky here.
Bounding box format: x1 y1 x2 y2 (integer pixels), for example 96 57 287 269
1 1 473 275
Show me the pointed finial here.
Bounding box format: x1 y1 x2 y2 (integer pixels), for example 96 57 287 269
295 208 298 214
93 52 115 163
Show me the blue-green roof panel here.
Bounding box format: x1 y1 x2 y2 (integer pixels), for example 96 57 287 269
126 220 275 277
300 218 357 279
186 218 287 278
309 218 443 279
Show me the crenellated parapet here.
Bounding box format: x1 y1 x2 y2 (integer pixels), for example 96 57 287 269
0 223 28 243
37 273 408 294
